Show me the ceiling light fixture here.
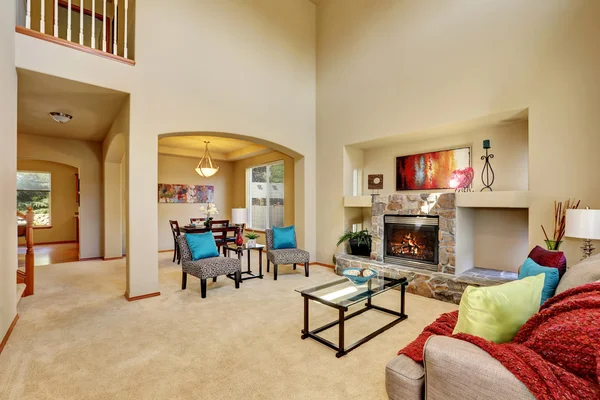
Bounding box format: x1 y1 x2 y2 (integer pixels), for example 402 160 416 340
49 112 73 123
195 141 219 177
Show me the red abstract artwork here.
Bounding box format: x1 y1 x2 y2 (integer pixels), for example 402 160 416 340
396 148 470 190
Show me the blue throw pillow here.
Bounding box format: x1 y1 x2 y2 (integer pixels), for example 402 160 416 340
273 225 296 249
519 257 560 305
186 232 219 260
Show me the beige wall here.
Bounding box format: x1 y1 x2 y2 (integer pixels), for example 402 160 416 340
158 154 234 251
0 0 17 347
18 134 103 259
17 160 78 245
15 0 317 298
317 0 600 266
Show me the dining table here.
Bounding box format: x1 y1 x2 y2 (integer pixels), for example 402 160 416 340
179 225 241 256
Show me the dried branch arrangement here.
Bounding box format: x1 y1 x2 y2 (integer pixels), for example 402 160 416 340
541 199 580 250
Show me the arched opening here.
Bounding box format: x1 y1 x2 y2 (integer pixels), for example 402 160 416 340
154 130 309 287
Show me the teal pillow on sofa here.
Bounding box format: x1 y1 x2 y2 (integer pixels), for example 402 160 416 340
519 257 560 305
273 225 296 249
186 232 219 260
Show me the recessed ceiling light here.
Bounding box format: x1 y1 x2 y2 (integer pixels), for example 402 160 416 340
49 112 73 123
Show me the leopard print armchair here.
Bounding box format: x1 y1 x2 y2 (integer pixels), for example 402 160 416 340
265 229 309 280
177 235 242 298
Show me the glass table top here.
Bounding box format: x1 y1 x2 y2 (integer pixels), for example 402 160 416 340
295 276 406 308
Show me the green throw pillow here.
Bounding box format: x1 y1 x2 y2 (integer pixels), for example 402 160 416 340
453 274 544 343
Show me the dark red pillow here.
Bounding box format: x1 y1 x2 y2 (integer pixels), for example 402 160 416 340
528 245 567 277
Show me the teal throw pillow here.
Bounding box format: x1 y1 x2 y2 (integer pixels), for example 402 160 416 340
186 232 219 260
519 257 560 305
273 225 296 249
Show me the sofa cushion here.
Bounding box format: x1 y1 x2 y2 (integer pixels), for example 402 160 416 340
453 274 544 343
385 355 424 400
556 257 600 294
527 245 567 277
519 258 560 305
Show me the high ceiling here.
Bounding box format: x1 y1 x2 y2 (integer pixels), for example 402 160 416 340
17 69 128 142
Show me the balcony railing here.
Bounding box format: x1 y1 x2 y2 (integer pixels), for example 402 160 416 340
16 0 135 65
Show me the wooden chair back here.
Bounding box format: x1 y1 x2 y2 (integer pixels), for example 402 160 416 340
169 220 181 238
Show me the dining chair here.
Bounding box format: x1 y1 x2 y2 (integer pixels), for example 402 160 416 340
169 220 181 264
209 219 230 256
265 228 309 280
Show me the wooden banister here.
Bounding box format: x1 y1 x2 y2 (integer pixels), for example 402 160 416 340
17 207 35 297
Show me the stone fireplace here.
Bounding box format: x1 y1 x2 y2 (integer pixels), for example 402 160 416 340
384 215 439 271
371 193 456 274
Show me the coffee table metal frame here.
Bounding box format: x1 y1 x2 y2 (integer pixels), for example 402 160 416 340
300 277 408 358
224 245 264 281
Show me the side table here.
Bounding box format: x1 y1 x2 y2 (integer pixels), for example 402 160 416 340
224 244 265 281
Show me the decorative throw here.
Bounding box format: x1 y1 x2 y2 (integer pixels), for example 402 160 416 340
399 282 600 400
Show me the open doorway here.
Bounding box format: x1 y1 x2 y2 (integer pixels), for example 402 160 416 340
17 161 80 266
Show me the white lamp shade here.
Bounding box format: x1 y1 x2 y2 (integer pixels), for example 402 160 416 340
566 209 600 239
231 208 247 225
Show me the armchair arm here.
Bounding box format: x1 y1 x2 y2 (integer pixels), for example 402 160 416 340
423 336 534 400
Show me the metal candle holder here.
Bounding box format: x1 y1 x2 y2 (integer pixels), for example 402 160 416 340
480 141 495 191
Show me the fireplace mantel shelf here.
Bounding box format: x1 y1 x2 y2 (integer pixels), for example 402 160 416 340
343 195 373 207
455 190 529 209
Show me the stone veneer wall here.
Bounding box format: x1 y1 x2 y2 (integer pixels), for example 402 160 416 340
371 193 456 274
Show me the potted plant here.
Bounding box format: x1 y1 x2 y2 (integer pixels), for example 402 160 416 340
337 230 372 257
245 230 260 247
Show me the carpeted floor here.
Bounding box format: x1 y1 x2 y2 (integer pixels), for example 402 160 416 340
0 252 457 400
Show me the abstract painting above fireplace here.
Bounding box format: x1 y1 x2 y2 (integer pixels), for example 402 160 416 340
384 215 440 271
396 147 470 190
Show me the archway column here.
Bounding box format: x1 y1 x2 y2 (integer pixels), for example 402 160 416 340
103 161 122 259
125 114 159 299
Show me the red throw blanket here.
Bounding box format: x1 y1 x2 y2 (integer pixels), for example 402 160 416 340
399 282 600 400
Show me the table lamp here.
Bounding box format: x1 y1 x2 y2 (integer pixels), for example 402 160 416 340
231 208 248 246
565 208 600 260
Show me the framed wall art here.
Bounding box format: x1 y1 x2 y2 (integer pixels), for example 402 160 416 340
396 147 470 191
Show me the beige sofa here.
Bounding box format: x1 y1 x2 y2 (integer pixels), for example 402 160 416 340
385 256 600 400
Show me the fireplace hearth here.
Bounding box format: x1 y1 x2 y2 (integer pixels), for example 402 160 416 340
384 215 439 271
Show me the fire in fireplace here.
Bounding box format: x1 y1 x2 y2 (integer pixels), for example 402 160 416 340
384 215 439 270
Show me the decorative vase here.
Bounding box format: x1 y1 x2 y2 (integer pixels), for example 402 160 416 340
247 239 257 248
544 240 562 251
235 230 244 246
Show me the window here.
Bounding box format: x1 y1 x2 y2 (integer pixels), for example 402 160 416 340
246 161 284 230
17 171 51 227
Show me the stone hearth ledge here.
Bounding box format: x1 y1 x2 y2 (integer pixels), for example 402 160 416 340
334 253 515 304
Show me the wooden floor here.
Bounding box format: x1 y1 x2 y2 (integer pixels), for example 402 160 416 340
18 243 79 267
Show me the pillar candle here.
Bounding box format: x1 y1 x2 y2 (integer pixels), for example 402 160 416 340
483 139 491 149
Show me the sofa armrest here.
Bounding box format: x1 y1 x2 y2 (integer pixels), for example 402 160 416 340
423 336 535 400
385 354 424 400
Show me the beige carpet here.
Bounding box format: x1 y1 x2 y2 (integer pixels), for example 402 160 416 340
0 253 457 400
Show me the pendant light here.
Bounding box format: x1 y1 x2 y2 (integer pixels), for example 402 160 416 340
195 141 219 177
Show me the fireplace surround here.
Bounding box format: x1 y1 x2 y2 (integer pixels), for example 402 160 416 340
371 193 456 274
384 215 439 271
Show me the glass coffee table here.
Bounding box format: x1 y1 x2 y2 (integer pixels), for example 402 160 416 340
296 275 408 358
